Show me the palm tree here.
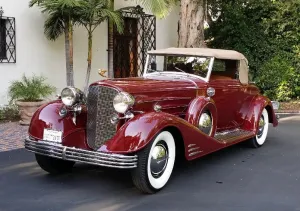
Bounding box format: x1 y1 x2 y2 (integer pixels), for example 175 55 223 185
29 0 80 86
77 0 124 94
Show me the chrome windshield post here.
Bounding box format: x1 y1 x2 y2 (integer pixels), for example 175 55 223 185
205 57 215 82
143 54 150 76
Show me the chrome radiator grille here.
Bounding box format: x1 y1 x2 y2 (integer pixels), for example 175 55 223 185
87 85 119 150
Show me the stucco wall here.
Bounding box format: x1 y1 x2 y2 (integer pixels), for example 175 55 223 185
0 0 179 105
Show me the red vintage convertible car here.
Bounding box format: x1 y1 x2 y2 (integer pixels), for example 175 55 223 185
25 48 279 194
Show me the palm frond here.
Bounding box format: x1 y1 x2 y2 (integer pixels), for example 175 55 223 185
44 11 65 41
77 0 124 33
98 8 124 33
29 0 45 7
137 0 177 18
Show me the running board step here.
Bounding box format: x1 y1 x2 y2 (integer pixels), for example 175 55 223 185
214 129 255 143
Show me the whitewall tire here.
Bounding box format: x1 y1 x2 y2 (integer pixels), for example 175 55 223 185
131 131 176 194
249 108 269 148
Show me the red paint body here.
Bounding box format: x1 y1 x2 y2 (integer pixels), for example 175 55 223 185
28 75 278 161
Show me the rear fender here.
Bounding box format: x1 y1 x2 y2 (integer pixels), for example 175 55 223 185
242 95 278 133
100 112 225 160
28 100 89 149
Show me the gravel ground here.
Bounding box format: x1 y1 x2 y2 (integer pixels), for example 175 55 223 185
0 122 28 152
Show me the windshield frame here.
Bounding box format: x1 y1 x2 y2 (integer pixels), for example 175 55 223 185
143 53 215 82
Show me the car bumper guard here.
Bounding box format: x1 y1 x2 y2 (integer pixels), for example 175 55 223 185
24 138 138 169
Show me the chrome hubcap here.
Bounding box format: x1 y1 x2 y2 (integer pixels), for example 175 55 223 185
257 116 265 138
199 112 212 135
150 141 168 178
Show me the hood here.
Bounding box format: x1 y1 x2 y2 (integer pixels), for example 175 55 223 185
90 76 207 115
91 75 206 94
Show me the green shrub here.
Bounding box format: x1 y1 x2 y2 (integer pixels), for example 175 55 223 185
8 74 56 102
255 55 300 101
0 105 20 122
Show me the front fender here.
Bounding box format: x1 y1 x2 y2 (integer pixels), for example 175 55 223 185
100 112 225 159
242 95 278 133
185 96 217 137
28 100 89 149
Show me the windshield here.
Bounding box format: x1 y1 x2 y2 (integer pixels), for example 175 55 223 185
144 54 212 79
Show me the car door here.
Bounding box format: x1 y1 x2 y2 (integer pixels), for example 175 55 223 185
208 59 244 131
208 79 241 130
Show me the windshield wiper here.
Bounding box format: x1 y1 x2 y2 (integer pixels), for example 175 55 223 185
175 67 185 73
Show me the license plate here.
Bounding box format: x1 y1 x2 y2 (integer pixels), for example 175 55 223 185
43 129 62 143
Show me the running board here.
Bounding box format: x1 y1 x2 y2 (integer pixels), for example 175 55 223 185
214 128 255 144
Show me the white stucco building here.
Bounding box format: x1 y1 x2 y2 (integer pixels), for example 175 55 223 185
0 0 179 105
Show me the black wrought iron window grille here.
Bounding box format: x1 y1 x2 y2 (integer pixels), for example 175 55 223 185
0 9 16 63
113 5 156 78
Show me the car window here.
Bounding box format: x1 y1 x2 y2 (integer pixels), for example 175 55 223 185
210 59 238 80
213 60 226 72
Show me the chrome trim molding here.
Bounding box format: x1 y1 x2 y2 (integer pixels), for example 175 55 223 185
188 144 196 148
161 105 187 110
24 138 138 169
188 147 201 152
189 151 202 157
137 97 192 104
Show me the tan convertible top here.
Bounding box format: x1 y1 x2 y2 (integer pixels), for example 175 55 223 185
148 47 249 84
148 47 248 63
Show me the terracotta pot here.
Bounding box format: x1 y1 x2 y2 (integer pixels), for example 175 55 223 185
15 100 46 125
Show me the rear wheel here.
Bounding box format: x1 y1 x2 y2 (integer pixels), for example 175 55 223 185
248 108 269 148
131 131 176 194
35 154 75 174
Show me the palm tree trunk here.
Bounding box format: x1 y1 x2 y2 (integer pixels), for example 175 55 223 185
107 0 115 79
84 31 93 94
178 0 206 48
64 19 74 86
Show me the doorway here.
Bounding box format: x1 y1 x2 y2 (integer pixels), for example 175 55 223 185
113 6 156 78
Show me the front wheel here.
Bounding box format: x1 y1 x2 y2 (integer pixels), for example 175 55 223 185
248 108 269 148
131 131 176 194
35 154 75 174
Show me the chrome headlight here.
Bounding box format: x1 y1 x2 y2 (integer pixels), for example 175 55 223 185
113 92 135 114
61 87 85 107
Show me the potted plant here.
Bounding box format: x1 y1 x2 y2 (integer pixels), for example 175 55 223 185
8 74 56 125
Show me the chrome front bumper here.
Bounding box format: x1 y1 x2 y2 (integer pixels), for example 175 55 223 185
24 138 138 169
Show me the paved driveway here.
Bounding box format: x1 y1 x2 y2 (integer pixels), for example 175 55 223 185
0 115 300 211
